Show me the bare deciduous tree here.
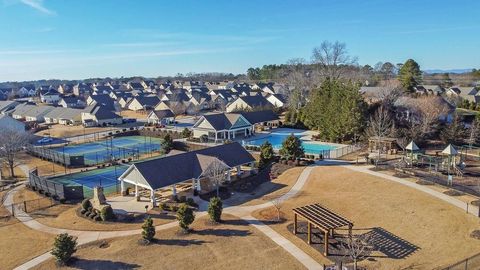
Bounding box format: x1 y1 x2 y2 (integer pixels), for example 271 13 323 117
270 196 282 222
366 106 394 166
342 233 374 270
0 130 31 178
203 158 229 197
407 96 450 137
311 41 358 80
467 119 479 147
376 79 402 107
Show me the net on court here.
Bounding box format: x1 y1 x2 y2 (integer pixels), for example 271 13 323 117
50 136 162 166
50 164 132 198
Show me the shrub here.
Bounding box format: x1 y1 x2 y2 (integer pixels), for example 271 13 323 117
171 205 179 212
89 212 97 219
81 199 91 211
160 202 169 211
207 197 223 223
177 203 195 232
179 195 187 203
94 215 102 222
186 198 198 208
100 205 115 221
181 128 192 138
141 216 156 243
84 211 91 217
80 209 87 215
51 233 77 265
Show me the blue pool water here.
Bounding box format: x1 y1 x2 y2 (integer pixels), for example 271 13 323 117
244 133 336 154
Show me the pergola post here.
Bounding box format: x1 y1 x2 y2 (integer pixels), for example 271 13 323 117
293 213 297 234
135 184 139 196
120 179 125 195
307 222 312 244
324 231 329 256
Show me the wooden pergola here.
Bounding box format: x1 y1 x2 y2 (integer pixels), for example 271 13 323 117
293 203 353 256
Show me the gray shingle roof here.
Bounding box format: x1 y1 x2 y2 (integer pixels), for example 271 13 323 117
128 142 254 190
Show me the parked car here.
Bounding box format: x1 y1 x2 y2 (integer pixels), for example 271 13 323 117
123 118 137 124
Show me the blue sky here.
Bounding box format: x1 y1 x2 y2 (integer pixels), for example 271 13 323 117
0 0 479 81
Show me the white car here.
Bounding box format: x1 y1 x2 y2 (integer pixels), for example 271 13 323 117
37 137 53 144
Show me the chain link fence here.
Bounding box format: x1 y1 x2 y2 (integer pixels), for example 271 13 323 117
442 252 480 270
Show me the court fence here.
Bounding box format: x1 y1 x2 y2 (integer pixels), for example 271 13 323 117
28 169 84 201
442 252 480 270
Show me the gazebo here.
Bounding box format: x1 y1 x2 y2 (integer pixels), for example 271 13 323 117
292 203 353 256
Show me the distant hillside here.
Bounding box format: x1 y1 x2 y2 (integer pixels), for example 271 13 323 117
423 68 473 74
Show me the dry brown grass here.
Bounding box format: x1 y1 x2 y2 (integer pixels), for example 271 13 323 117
13 187 44 204
228 166 305 207
120 110 148 120
1 165 26 180
0 222 54 269
252 166 480 269
34 214 306 270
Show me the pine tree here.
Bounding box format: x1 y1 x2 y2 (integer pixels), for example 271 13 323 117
177 203 195 232
161 134 174 154
141 216 156 243
279 134 304 160
440 114 466 145
51 233 77 265
259 141 274 168
207 197 223 223
398 59 422 92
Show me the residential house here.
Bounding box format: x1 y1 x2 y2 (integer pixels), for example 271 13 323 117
126 96 161 111
11 103 55 122
146 109 175 125
44 107 84 125
0 114 25 133
58 96 86 108
81 105 123 127
446 86 479 104
0 100 19 114
265 93 286 108
40 89 61 104
86 94 120 112
226 95 272 112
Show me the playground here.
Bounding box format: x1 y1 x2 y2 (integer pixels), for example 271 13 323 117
394 141 480 198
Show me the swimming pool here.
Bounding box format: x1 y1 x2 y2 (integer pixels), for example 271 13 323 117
244 133 337 154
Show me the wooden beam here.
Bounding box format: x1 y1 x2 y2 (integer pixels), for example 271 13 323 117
293 213 297 234
324 231 328 256
307 222 311 244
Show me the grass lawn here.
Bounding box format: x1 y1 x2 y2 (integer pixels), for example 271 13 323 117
34 214 306 270
0 222 54 269
227 166 305 207
252 166 480 269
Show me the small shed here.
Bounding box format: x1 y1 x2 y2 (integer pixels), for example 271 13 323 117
368 136 398 152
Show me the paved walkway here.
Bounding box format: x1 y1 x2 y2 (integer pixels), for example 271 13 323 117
6 164 323 270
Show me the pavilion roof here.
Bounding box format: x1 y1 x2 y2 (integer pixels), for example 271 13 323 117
442 144 458 155
292 203 353 232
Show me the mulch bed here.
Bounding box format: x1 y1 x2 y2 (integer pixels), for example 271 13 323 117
443 190 465 196
470 230 480 240
231 162 296 194
416 180 435 185
471 200 480 206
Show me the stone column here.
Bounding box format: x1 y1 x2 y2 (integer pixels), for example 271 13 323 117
120 179 125 195
135 184 139 196
172 184 177 200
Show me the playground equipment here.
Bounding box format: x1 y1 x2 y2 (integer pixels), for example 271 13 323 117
397 141 464 178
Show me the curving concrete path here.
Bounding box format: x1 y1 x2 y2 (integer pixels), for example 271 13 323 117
6 164 323 270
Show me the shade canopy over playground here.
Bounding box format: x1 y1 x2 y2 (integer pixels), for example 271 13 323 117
406 141 419 151
292 203 353 256
442 144 458 156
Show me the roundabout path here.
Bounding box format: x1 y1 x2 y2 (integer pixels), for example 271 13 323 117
6 164 323 270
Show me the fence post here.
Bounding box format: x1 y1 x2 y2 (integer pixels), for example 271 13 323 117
24 201 27 213
11 204 14 216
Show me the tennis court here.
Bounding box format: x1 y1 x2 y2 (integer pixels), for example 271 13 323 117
50 135 163 166
49 165 131 198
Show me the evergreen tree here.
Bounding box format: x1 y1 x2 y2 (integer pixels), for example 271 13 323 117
303 79 366 142
259 141 274 168
279 134 304 159
141 216 156 243
51 233 77 265
161 134 174 154
177 203 195 232
181 128 192 138
207 196 223 223
398 59 422 92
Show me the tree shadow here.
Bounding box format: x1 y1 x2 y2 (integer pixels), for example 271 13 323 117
152 238 208 246
70 258 141 269
193 228 252 237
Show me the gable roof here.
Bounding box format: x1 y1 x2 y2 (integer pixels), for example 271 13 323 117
239 110 279 124
121 142 254 190
197 113 247 131
150 109 175 119
235 95 271 108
